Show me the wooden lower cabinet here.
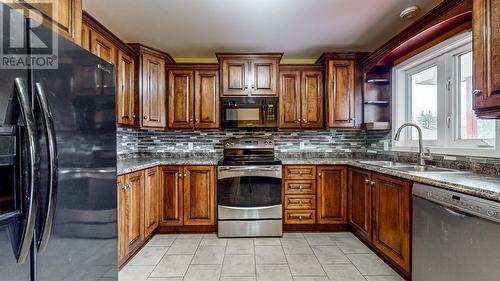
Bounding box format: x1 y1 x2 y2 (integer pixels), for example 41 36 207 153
317 166 347 224
183 166 216 225
144 167 159 237
348 168 372 240
348 167 411 278
372 173 411 276
160 165 216 227
118 170 144 265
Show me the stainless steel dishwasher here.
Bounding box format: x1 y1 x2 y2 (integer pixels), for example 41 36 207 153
413 183 500 281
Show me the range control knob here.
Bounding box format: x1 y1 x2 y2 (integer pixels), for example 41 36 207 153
487 210 497 217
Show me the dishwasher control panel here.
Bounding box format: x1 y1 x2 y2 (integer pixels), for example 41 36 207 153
413 183 500 223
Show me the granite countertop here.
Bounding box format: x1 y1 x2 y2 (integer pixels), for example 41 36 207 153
117 157 220 175
118 156 500 202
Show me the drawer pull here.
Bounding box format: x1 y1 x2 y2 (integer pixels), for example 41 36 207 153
299 185 303 189
299 171 303 174
299 216 303 220
299 201 303 205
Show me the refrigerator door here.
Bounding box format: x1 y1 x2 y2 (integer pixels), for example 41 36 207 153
0 4 36 281
30 25 117 281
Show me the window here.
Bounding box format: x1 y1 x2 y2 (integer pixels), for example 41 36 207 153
393 32 499 157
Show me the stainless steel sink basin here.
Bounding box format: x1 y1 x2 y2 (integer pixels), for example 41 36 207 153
392 165 458 173
357 160 414 167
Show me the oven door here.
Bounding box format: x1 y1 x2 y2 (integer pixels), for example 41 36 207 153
217 165 282 220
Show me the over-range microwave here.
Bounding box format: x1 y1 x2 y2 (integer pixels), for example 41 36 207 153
221 97 278 128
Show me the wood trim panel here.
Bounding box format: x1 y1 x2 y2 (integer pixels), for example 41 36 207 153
279 71 301 129
284 210 316 224
144 167 159 237
327 60 355 128
284 180 316 195
183 166 216 226
348 167 372 241
117 50 136 126
141 53 166 128
301 70 324 128
284 195 316 210
125 170 144 253
194 70 220 129
284 166 317 180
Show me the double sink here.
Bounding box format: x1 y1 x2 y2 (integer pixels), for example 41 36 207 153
358 160 460 174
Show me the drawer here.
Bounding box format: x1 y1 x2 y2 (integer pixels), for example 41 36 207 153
284 180 316 194
284 195 316 210
284 210 316 224
284 166 316 180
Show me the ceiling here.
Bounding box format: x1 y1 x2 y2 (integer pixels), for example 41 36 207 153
83 0 443 62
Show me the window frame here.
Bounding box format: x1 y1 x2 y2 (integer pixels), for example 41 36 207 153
392 31 500 158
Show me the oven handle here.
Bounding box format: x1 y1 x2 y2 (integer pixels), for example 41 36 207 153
219 205 282 211
218 165 282 179
219 166 281 172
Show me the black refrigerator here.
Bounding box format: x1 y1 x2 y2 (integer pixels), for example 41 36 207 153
0 3 117 281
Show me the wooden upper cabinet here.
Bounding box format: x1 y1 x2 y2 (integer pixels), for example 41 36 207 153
218 53 282 97
221 59 249 96
473 0 500 117
348 168 372 241
22 0 82 45
117 50 136 125
279 71 301 128
316 166 347 224
327 60 355 127
159 166 183 226
144 167 159 237
279 67 324 129
141 53 166 128
301 71 324 128
195 70 219 129
168 70 194 129
183 166 216 226
250 59 278 96
90 30 116 64
372 173 411 275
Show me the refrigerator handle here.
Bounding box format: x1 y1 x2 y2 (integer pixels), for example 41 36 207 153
34 82 58 252
14 78 39 264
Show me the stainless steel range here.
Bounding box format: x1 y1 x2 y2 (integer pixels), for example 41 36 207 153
217 138 282 237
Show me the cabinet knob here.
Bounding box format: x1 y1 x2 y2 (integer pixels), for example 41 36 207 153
371 181 375 186
132 114 136 119
144 116 147 119
179 174 183 178
318 173 322 176
196 119 199 123
245 85 248 90
251 85 255 89
472 89 482 96
189 118 193 122
184 173 188 177
299 186 303 189
298 216 303 220
299 201 303 205
365 179 370 184
299 171 303 174
303 119 306 122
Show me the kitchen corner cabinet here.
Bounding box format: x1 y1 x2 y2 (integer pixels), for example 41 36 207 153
326 60 355 127
473 0 500 117
348 167 411 277
316 166 347 224
118 170 144 264
217 53 282 96
160 165 216 226
167 68 219 129
279 68 323 129
144 167 159 237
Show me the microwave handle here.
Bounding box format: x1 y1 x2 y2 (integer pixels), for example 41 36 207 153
261 101 266 124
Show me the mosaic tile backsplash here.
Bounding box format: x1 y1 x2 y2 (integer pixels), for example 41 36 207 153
117 127 500 176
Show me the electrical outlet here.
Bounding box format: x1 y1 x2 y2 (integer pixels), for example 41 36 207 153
188 142 194 151
299 142 305 150
383 140 390 151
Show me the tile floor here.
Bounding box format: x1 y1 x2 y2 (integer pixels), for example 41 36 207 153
119 232 405 281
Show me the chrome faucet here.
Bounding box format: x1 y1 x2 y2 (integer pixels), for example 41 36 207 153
394 123 430 166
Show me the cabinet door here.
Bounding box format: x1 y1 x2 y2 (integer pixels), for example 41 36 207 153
117 50 136 125
348 168 372 240
24 0 82 44
125 170 143 252
142 53 166 128
221 59 249 96
117 175 127 261
194 70 219 129
144 167 159 237
301 71 324 128
159 166 183 226
81 22 90 51
317 166 347 224
327 60 355 127
183 166 216 226
90 30 116 64
250 59 278 96
168 70 194 129
473 0 500 117
372 173 411 275
279 71 301 129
